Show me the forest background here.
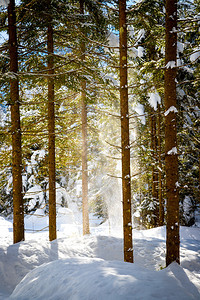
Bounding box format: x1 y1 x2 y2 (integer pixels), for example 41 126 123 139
0 0 199 246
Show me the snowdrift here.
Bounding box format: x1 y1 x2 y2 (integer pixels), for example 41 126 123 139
10 258 199 300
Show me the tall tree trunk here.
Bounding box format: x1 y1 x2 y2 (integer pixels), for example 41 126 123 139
47 21 56 241
165 0 180 266
80 0 90 235
148 47 159 227
119 0 133 263
150 108 159 226
8 0 24 243
158 104 164 225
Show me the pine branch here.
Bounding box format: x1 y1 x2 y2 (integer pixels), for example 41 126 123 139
18 68 82 77
105 140 121 149
107 173 122 179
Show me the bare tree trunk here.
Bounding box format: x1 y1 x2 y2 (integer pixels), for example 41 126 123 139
119 0 133 263
80 0 90 235
158 104 164 225
47 21 56 241
150 109 159 226
165 0 180 266
8 0 24 243
81 81 90 235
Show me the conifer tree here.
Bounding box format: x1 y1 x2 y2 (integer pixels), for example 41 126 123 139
176 0 200 226
14 0 109 235
165 0 180 266
47 15 56 241
8 0 24 243
80 0 90 235
126 0 165 228
119 0 133 263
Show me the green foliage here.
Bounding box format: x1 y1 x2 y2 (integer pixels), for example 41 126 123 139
0 0 199 227
176 0 200 225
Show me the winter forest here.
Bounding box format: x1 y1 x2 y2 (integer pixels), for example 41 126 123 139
0 0 200 299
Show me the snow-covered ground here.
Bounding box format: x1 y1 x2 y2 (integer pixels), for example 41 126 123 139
0 212 199 299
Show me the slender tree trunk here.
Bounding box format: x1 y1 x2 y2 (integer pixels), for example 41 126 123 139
119 0 133 263
165 0 180 266
8 0 24 243
80 0 90 235
148 48 159 227
150 109 159 226
47 21 56 241
81 81 90 235
158 104 164 225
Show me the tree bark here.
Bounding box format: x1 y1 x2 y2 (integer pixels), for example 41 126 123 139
8 0 24 243
165 0 180 266
158 104 164 226
150 108 159 226
119 0 133 263
47 21 56 241
80 0 90 235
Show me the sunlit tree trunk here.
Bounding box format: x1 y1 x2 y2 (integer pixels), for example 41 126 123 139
8 0 24 243
119 0 133 263
165 0 180 266
80 0 90 235
47 21 56 241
